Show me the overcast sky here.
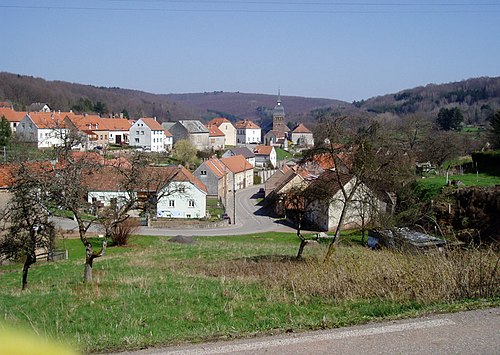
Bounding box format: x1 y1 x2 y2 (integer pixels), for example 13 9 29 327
1 1 499 102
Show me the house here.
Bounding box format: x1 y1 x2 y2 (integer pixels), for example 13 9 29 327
254 145 277 168
28 103 51 113
193 157 228 200
264 130 288 149
291 123 314 147
86 167 132 208
155 166 207 219
206 124 225 150
235 120 261 144
220 155 254 191
16 112 70 148
168 120 210 151
304 171 386 232
129 117 167 152
0 107 27 132
102 118 133 145
222 147 256 167
208 117 236 146
65 114 110 150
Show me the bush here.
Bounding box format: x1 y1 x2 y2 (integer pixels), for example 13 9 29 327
111 218 139 246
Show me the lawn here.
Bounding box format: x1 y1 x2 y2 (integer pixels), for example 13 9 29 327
275 147 292 161
414 173 500 200
1 233 498 353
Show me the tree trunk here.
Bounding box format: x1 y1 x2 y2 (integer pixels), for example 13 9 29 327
324 204 349 262
297 239 307 259
22 253 35 290
295 216 306 259
84 243 93 283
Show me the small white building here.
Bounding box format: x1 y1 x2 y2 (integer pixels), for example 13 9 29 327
16 112 69 148
291 123 314 147
129 117 167 152
156 166 208 219
254 145 277 168
235 120 261 144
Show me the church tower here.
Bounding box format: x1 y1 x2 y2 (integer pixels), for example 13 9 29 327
272 90 286 135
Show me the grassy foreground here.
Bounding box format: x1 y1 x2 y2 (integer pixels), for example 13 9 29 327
0 233 499 353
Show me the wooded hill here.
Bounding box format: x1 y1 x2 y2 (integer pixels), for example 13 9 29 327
354 76 500 125
1 71 499 126
0 72 343 123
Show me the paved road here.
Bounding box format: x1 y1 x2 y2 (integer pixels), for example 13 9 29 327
112 307 500 355
53 185 297 237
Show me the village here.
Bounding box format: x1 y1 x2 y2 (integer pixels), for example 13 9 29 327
0 96 377 235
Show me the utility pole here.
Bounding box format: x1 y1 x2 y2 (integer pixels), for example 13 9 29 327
233 171 236 225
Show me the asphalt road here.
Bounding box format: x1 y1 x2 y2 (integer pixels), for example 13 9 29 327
112 307 500 355
53 185 296 237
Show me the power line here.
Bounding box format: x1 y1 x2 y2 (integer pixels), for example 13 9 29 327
1 4 499 14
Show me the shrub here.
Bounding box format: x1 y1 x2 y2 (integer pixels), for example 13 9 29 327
111 218 139 246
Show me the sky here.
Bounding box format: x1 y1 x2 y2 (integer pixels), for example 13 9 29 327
1 0 499 102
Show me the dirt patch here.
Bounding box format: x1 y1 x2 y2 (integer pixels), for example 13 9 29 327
168 235 196 244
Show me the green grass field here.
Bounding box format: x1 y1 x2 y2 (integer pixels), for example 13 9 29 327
1 233 498 353
275 147 292 161
415 173 500 200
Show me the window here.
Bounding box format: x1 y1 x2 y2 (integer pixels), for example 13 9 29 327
168 200 175 207
186 214 191 218
200 170 207 176
141 131 144 135
188 200 195 207
136 130 139 135
135 138 139 143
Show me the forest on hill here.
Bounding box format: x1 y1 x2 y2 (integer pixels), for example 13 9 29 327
0 72 499 127
354 76 500 126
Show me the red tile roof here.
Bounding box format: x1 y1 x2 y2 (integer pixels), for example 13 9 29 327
235 120 260 129
221 155 253 174
293 123 312 134
0 108 27 122
203 157 227 178
140 117 164 131
254 145 273 156
206 124 225 137
28 112 72 129
208 117 231 127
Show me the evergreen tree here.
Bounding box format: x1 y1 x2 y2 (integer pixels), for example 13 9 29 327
436 107 463 131
0 116 12 147
490 110 500 149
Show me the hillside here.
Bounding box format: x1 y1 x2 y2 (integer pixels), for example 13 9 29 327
0 72 344 124
354 76 500 125
1 72 499 127
163 92 346 123
0 72 196 121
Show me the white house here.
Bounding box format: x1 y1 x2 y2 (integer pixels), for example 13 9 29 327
254 145 277 168
103 118 133 145
235 120 261 144
156 166 208 219
208 117 236 146
129 117 166 152
16 112 69 148
291 123 314 147
305 172 386 232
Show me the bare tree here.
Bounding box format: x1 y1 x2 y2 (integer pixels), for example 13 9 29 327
306 114 412 261
0 163 56 290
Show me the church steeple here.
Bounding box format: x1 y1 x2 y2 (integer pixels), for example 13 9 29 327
272 89 286 135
